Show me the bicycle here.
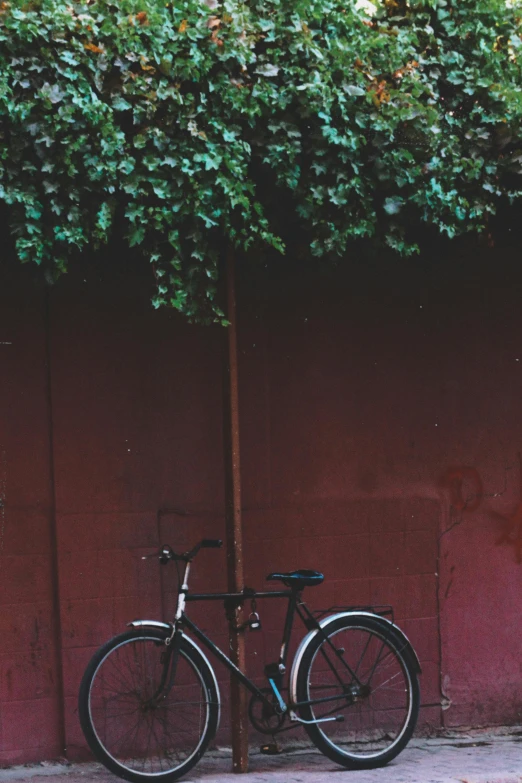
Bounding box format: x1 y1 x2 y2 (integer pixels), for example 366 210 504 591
78 538 421 782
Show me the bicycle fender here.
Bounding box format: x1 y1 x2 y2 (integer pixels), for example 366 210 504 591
128 620 221 728
289 611 421 706
128 620 172 632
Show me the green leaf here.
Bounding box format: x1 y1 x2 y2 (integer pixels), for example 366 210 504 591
384 197 405 215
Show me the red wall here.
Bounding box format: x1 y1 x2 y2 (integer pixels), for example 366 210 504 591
0 267 62 763
1 244 522 762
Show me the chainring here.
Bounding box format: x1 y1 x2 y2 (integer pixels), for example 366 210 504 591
248 688 287 735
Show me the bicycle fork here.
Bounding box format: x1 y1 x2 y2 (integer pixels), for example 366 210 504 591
145 626 183 706
149 561 191 704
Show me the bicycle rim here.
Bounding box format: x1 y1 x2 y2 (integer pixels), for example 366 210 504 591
305 625 413 760
87 634 211 776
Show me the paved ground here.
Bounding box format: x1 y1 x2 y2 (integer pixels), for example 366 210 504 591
2 732 522 783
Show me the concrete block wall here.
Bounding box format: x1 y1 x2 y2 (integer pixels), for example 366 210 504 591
0 270 62 763
2 245 522 761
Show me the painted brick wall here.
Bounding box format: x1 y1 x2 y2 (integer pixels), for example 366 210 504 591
2 245 522 762
0 267 62 763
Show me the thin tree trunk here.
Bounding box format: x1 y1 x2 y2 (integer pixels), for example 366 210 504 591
223 246 249 773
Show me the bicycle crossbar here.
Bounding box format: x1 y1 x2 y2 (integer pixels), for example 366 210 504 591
185 591 292 601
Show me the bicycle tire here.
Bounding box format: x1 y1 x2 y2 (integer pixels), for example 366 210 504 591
79 627 219 782
295 614 420 769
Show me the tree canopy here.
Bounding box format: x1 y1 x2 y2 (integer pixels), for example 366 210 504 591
1 0 521 322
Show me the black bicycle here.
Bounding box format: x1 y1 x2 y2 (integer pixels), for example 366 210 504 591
79 539 421 782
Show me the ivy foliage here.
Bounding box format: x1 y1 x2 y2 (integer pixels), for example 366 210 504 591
1 0 522 321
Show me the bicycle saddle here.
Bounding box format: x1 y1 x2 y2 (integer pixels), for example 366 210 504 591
266 569 324 588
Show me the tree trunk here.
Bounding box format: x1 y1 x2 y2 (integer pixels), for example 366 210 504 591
223 247 249 773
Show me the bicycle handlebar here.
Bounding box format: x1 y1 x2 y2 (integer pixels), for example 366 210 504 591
143 539 223 565
186 539 223 560
201 539 223 549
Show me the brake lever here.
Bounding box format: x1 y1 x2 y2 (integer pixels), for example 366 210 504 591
141 545 174 564
159 545 174 564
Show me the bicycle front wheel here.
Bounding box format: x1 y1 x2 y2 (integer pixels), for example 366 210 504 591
295 615 419 769
79 628 219 782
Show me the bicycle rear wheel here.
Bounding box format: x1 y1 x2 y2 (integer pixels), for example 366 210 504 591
295 614 419 769
79 628 219 782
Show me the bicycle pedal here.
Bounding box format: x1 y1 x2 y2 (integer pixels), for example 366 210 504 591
260 742 282 755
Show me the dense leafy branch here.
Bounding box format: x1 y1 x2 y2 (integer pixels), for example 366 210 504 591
1 0 521 321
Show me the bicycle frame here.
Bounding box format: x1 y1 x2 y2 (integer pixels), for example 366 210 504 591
158 558 365 719
182 590 295 710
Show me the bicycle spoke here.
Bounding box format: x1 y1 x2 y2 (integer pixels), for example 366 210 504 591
353 632 373 678
156 712 189 764
103 658 137 695
111 714 143 758
368 671 403 694
149 720 167 771
360 647 400 682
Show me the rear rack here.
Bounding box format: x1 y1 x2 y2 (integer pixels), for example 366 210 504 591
313 604 394 624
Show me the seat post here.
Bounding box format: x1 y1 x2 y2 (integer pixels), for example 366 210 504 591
279 590 298 671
